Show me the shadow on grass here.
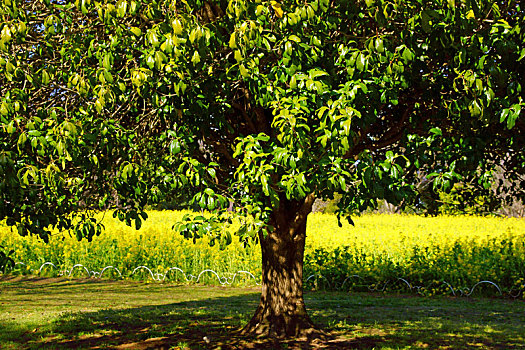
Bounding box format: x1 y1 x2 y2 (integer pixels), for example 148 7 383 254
3 295 356 350
1 278 524 349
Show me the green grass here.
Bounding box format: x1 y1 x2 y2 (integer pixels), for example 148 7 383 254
1 277 524 349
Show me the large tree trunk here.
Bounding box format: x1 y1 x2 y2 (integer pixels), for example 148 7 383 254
241 193 318 338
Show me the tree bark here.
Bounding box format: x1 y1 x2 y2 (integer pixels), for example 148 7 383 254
241 193 318 338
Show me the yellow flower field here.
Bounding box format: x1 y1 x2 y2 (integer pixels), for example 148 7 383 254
304 214 525 295
1 211 524 296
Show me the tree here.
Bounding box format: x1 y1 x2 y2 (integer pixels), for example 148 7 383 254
1 0 524 337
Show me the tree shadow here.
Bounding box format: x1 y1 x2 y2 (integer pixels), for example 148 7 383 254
1 276 194 298
2 279 524 349
307 292 525 349
3 295 365 350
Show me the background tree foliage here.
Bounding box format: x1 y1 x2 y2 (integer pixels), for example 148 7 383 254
1 0 524 336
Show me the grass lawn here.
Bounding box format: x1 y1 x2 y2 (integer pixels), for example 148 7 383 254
1 277 524 349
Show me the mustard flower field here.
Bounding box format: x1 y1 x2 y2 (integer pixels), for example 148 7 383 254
1 211 524 297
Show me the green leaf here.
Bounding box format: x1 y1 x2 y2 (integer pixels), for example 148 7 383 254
130 27 142 36
234 50 243 62
146 55 155 69
117 0 127 17
342 119 351 135
507 105 521 129
289 157 296 169
391 164 399 178
95 100 103 114
199 194 207 209
290 75 297 89
148 30 159 47
239 64 249 78
356 53 366 71
261 175 269 196
207 168 216 179
103 70 113 83
6 121 15 134
475 79 483 93
191 51 201 65
306 79 315 90
189 28 200 44
41 70 50 85
468 99 482 117
5 61 15 73
288 35 301 43
402 47 414 62
0 102 8 116
207 196 216 210
499 108 509 123
172 19 183 35
518 48 525 61
421 11 432 33
103 54 112 71
169 140 181 154
374 38 384 53
308 69 328 79
161 36 174 54
429 127 442 136
229 33 237 49
17 133 27 149
284 41 293 57
256 133 270 142
155 51 166 69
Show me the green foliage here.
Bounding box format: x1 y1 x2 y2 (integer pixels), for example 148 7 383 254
0 245 14 273
0 0 523 242
304 238 525 296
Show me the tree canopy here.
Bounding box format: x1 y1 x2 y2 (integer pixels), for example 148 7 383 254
1 0 524 336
